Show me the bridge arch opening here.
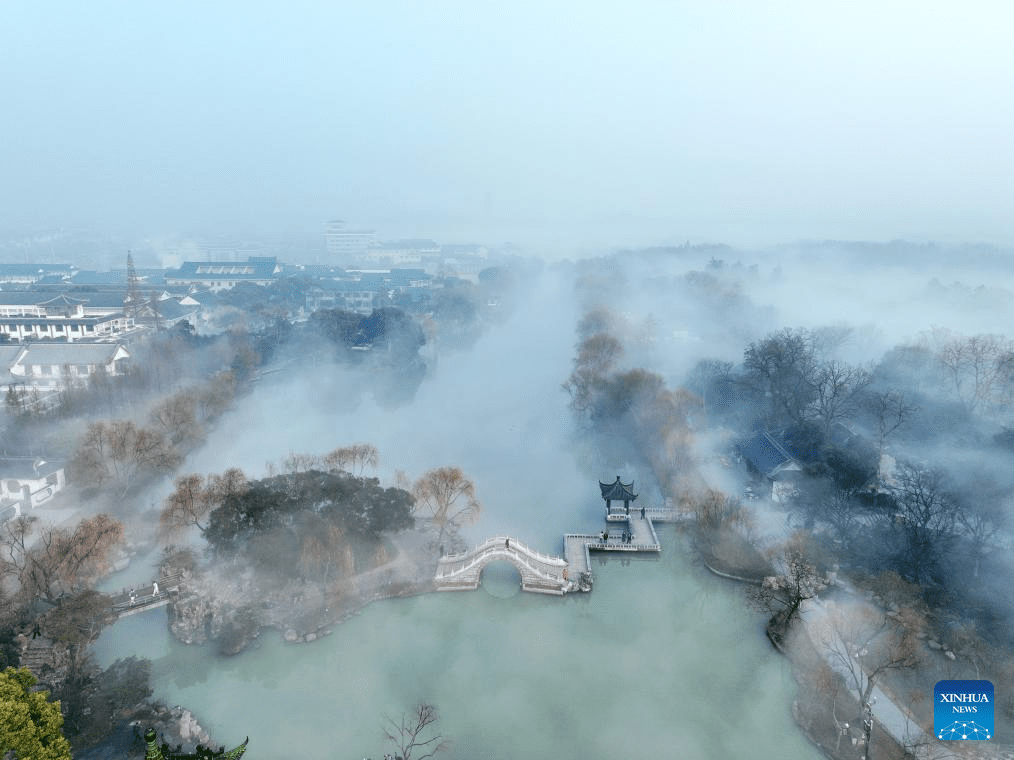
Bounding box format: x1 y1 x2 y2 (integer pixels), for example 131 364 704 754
480 560 522 598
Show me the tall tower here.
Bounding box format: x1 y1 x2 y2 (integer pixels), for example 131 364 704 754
124 251 144 322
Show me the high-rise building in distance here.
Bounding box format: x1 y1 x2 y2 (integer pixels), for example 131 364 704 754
324 220 376 260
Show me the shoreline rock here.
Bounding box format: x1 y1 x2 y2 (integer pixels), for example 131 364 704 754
166 524 445 654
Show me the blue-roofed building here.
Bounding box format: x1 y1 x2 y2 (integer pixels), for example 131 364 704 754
306 267 434 315
166 257 280 291
736 422 873 502
0 263 77 284
737 430 803 480
361 240 440 266
69 268 168 287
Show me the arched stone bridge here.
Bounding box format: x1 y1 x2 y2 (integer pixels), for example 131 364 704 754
434 536 572 595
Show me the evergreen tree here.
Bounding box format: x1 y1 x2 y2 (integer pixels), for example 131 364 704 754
0 667 72 760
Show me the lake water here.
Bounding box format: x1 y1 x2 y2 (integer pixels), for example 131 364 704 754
92 271 822 759
93 532 820 760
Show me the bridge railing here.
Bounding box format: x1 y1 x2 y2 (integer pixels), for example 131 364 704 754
110 571 184 599
436 536 567 582
441 536 566 567
436 546 561 582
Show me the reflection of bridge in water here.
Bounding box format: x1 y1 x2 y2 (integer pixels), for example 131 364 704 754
107 571 185 618
434 504 683 595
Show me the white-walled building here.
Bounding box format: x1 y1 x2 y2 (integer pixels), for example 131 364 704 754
3 343 131 392
325 220 377 260
0 457 66 516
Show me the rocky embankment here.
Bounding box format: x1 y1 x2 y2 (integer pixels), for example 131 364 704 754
73 705 219 760
12 632 221 759
167 522 456 655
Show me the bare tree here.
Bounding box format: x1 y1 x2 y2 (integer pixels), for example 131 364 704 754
41 588 117 679
148 391 202 447
196 370 237 421
71 421 181 496
750 549 826 646
864 390 918 485
1 514 124 605
809 324 854 358
70 421 115 488
889 461 959 584
927 329 1013 413
951 471 1009 579
799 481 860 553
683 358 733 428
806 360 872 437
321 443 379 476
382 703 449 760
575 306 619 340
743 327 817 427
944 620 989 679
283 451 319 473
159 475 210 540
159 468 247 540
817 602 922 760
412 467 482 544
688 489 744 533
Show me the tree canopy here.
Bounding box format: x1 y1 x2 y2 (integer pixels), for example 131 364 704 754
202 470 414 565
0 667 72 760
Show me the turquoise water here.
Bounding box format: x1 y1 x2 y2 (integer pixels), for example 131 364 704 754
91 275 821 758
93 532 820 760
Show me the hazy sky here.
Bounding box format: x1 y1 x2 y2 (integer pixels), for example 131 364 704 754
2 2 1011 252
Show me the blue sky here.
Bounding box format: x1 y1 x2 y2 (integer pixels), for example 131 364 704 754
1 1 1010 252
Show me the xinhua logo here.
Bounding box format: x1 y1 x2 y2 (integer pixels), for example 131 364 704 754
935 680 994 740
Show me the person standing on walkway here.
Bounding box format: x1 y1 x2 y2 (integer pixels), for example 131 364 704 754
152 582 159 596
641 506 645 519
505 538 510 550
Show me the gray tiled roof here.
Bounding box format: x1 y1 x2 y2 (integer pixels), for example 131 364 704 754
736 431 796 478
169 258 278 281
0 345 23 369
15 343 129 366
0 457 64 479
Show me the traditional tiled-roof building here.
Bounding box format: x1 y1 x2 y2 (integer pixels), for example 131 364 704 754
166 257 280 291
4 342 130 391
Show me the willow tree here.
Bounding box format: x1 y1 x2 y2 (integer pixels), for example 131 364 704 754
321 443 379 476
562 331 624 420
70 420 181 496
412 467 482 543
159 468 247 541
1 514 124 605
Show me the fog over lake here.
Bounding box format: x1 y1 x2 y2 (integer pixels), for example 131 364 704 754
4 3 1011 758
95 542 819 760
87 267 822 758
